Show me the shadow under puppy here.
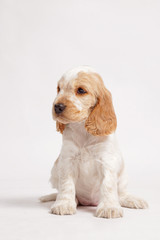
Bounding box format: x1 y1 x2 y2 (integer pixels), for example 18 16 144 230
40 66 148 218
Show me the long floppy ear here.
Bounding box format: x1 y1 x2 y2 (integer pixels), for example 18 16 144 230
56 121 65 134
85 88 117 136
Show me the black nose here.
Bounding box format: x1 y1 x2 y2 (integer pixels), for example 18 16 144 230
54 103 66 114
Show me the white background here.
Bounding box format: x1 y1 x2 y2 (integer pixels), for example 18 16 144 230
0 0 160 239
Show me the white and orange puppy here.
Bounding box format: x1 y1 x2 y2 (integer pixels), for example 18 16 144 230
40 66 148 218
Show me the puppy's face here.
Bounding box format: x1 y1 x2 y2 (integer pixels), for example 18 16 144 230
52 67 117 136
52 71 97 124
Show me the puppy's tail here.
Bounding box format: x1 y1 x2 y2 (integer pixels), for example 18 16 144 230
119 193 148 209
39 193 57 202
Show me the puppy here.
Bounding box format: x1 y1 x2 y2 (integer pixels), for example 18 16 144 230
40 66 148 218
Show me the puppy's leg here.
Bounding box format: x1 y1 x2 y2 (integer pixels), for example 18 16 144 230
39 193 57 202
51 176 77 215
119 193 148 209
49 140 79 215
40 193 79 206
96 171 123 219
118 168 148 209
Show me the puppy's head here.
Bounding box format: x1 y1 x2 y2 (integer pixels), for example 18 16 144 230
52 66 117 136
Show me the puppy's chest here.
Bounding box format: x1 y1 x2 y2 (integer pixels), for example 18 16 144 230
75 147 101 206
75 147 100 180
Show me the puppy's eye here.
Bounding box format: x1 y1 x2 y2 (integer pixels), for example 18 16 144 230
77 88 87 94
57 86 60 93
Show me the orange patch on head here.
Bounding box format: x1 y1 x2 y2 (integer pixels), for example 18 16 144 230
53 70 117 136
84 74 117 136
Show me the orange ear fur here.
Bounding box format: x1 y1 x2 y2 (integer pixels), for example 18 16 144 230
85 87 117 136
56 121 65 134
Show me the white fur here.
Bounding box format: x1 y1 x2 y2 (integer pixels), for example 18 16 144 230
69 96 83 111
41 67 148 218
63 65 95 83
58 89 64 95
47 121 148 218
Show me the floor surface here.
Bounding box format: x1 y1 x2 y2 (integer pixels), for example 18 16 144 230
0 179 159 240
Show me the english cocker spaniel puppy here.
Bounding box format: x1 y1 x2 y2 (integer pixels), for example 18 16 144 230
40 66 148 218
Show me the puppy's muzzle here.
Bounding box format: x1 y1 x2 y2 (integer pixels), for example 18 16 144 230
54 103 66 114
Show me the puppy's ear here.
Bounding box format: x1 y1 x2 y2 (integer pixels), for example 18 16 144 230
56 121 65 134
85 87 117 136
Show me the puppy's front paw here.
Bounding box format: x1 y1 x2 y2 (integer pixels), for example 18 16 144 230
96 203 123 218
50 200 76 215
